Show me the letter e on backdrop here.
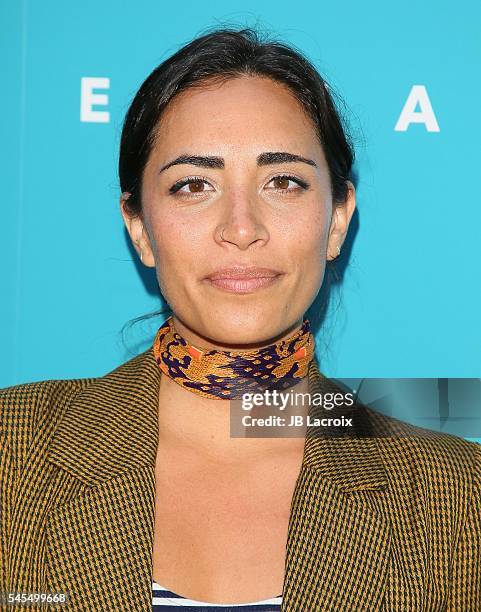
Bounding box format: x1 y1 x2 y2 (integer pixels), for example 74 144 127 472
80 77 110 123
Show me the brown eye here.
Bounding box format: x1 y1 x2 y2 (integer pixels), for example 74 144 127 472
272 176 290 190
188 179 205 193
169 177 215 195
265 174 309 192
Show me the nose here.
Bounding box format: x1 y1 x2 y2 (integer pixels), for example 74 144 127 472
214 191 269 250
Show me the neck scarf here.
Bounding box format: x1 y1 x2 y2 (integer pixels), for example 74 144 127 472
152 315 315 400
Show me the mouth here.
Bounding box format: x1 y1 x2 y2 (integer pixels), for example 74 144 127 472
203 266 285 294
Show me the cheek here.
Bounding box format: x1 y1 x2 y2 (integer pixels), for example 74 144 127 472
148 214 206 292
282 204 330 296
149 207 192 261
282 204 328 262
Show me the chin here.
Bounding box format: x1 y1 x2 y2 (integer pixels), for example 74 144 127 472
197 304 298 348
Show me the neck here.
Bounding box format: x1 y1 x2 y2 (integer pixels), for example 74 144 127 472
157 372 310 464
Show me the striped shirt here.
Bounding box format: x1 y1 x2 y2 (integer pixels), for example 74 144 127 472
152 580 282 611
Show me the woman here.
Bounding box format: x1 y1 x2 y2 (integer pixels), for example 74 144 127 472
1 27 479 612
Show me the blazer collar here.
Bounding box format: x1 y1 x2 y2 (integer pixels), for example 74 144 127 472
48 346 388 491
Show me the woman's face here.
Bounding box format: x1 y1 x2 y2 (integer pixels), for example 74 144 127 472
121 75 355 349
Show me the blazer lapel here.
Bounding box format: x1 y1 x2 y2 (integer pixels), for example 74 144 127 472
46 349 160 610
46 347 391 611
281 367 392 611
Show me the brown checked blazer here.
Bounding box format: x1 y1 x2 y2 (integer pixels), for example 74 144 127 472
1 346 480 611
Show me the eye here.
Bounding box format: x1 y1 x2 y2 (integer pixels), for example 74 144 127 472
169 176 215 196
265 174 310 193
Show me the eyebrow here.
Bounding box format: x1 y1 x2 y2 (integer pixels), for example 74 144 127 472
158 151 318 174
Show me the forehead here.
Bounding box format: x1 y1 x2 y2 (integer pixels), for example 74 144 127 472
150 75 325 164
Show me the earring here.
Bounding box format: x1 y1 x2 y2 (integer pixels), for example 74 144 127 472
337 245 341 256
140 250 143 263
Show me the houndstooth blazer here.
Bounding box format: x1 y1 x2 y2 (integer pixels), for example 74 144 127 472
1 347 480 611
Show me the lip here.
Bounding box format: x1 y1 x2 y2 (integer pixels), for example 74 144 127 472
204 266 285 294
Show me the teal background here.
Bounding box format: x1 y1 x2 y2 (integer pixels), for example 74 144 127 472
1 0 480 405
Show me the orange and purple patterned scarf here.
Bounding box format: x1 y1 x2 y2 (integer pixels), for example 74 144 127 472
153 315 315 400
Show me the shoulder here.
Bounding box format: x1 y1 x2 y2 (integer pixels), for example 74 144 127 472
0 375 97 475
366 404 480 464
318 366 480 486
365 404 480 506
0 375 95 407
1 375 97 423
0 348 150 427
0 349 152 474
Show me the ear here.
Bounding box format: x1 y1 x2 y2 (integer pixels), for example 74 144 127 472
326 180 356 261
119 194 156 267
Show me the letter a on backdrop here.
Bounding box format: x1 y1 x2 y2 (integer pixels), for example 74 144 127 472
394 85 440 132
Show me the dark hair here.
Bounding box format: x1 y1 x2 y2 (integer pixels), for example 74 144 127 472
118 25 355 352
119 26 354 217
